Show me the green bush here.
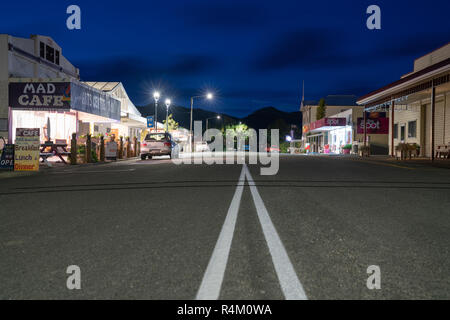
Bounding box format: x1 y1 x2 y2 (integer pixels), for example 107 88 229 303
91 150 98 163
77 144 86 154
280 141 290 153
342 144 352 150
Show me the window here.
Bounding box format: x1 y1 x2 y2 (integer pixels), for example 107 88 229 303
400 125 405 141
46 45 55 63
55 50 60 65
408 120 417 138
393 123 398 139
0 118 8 131
39 42 45 58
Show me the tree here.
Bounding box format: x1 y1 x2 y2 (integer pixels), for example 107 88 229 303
316 98 326 120
163 114 179 131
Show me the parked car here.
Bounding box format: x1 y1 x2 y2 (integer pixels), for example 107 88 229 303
266 146 280 153
195 141 209 152
140 132 178 160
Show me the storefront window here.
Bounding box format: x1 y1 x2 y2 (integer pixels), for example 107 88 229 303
11 110 76 143
393 124 398 139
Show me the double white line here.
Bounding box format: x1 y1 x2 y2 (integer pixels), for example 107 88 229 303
196 164 307 300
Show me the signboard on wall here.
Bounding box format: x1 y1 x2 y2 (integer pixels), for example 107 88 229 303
9 82 71 110
9 81 121 121
0 144 14 171
310 118 346 131
14 128 40 171
147 116 154 128
357 118 389 134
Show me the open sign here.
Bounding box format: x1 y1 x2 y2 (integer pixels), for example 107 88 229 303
0 144 15 171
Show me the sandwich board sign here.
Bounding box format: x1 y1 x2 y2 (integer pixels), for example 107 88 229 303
14 128 40 171
105 141 118 161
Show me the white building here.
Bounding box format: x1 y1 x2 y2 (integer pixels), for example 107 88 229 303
83 82 147 140
0 34 125 144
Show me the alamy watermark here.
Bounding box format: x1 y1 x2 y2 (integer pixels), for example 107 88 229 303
366 265 381 290
171 121 280 176
66 5 81 30
66 265 81 290
366 5 381 30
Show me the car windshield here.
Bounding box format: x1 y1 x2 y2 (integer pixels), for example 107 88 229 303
145 133 167 141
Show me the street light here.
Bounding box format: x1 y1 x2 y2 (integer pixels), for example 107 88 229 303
206 115 221 130
189 92 213 152
153 91 160 132
165 98 171 132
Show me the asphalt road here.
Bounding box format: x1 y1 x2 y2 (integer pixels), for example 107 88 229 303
0 155 449 299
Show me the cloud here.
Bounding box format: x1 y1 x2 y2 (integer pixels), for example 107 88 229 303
177 1 269 29
252 29 351 71
75 54 220 81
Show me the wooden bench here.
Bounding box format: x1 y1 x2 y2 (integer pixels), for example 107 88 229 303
436 145 449 159
396 143 420 160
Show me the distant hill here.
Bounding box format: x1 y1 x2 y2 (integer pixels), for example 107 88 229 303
242 107 302 139
136 105 302 138
136 104 238 130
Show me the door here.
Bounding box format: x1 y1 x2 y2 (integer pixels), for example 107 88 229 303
400 125 405 142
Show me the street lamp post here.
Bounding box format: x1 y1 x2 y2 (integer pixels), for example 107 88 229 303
189 93 213 152
206 115 221 130
153 91 160 132
165 99 171 133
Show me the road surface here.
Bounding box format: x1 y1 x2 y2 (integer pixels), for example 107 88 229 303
0 155 449 299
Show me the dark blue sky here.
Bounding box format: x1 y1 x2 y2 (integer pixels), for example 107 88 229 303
1 0 449 117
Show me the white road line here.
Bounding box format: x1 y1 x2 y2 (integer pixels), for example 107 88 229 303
196 166 246 300
244 164 308 300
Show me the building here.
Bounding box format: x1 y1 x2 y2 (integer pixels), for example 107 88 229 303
357 43 450 159
301 95 389 154
0 34 143 146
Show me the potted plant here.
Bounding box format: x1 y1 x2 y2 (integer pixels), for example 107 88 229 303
342 144 352 154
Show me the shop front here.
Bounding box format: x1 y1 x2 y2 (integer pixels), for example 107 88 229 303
305 117 347 153
8 80 121 144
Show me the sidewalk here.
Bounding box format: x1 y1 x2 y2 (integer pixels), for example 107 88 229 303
351 155 450 169
0 157 139 179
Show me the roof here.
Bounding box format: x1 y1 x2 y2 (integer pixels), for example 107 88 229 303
82 82 121 92
357 57 450 104
303 95 358 107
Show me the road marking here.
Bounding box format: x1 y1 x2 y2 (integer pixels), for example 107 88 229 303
196 166 246 300
244 165 308 300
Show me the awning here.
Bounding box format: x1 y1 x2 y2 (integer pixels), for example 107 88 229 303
120 112 147 128
308 117 346 133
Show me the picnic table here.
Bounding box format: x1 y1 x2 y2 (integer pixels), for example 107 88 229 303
40 141 71 164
